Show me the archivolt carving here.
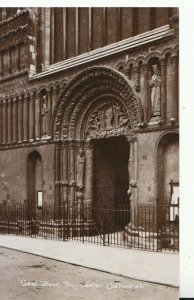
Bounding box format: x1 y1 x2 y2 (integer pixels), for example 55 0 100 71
53 67 142 140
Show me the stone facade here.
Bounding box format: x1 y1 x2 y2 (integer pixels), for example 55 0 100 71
0 8 179 238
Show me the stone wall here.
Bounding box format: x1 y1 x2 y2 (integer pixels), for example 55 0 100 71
0 143 55 204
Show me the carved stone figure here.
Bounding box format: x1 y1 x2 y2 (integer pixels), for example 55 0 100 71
86 101 129 139
150 64 161 118
41 94 48 135
103 106 113 129
76 150 85 190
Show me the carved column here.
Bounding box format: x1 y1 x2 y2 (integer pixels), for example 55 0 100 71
3 100 8 144
171 54 179 122
7 99 10 143
29 93 35 140
68 140 76 206
143 64 150 123
16 47 20 72
84 140 94 217
54 142 62 218
32 92 36 140
44 8 51 69
47 88 52 136
134 67 141 92
0 100 3 143
6 100 8 143
160 58 166 122
52 86 59 114
18 95 23 142
62 141 68 203
23 95 28 141
8 98 13 143
35 94 41 139
12 98 17 142
27 94 30 141
126 135 138 224
0 54 2 78
8 49 11 75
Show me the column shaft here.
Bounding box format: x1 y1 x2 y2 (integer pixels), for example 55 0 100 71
172 55 179 122
23 97 27 140
18 97 23 141
62 143 68 202
29 94 35 140
69 143 75 205
54 144 62 218
143 64 150 123
84 144 93 209
35 95 41 139
3 101 8 144
47 90 52 135
8 99 13 143
0 101 3 143
5 102 8 143
12 99 17 142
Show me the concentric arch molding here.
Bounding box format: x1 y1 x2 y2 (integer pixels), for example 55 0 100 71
52 66 142 140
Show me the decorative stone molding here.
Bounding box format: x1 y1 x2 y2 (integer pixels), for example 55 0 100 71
0 9 29 26
52 67 142 141
30 24 174 80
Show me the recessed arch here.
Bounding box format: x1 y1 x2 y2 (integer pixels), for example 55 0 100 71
52 66 142 140
157 131 179 204
27 150 43 217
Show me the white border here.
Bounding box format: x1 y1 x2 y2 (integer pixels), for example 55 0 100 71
180 0 194 298
0 0 180 8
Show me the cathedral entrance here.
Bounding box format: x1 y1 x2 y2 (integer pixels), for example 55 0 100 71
93 136 130 232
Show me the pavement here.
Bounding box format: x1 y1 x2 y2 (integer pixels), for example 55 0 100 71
0 235 179 288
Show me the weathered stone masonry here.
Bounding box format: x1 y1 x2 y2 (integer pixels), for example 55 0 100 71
0 8 179 233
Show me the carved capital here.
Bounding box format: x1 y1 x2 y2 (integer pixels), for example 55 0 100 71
69 180 76 187
76 139 85 149
159 58 166 67
62 140 69 147
85 140 94 150
143 64 149 72
68 140 76 149
126 134 137 143
130 180 137 188
55 140 62 150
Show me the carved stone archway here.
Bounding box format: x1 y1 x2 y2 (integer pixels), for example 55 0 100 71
53 67 141 140
53 67 140 229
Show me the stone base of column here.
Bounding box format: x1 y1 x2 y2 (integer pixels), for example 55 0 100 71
123 222 158 251
123 222 178 251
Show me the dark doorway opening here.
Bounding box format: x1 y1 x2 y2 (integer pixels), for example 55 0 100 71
93 136 130 232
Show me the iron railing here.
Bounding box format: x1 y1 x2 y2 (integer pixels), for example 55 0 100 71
0 201 179 252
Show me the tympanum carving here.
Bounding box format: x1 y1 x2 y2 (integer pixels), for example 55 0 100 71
86 101 129 139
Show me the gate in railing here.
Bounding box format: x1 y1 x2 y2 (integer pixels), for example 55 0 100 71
0 200 179 252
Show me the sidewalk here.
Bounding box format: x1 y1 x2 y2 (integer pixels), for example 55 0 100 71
0 235 179 287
